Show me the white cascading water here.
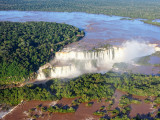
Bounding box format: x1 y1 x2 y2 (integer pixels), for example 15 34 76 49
37 68 46 80
50 65 78 78
37 41 159 80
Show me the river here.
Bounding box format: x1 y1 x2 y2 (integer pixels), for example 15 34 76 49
0 11 160 49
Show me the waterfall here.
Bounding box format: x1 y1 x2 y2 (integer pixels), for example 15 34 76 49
55 48 116 61
36 63 52 80
36 41 159 80
37 47 123 80
37 69 46 80
50 65 79 78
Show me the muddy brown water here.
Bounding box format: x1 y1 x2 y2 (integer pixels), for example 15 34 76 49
2 99 106 120
2 90 156 120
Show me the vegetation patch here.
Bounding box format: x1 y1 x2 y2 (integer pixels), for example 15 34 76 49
86 102 94 107
93 106 107 116
0 84 57 105
119 95 141 107
144 97 152 104
142 20 160 26
48 73 115 102
154 96 160 104
134 55 151 65
47 104 76 113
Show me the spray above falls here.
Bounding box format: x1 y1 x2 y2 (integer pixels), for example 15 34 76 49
37 41 159 80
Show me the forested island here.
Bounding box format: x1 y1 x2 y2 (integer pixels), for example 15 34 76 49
0 22 84 86
1 0 160 19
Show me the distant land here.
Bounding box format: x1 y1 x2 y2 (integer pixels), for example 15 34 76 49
1 0 160 19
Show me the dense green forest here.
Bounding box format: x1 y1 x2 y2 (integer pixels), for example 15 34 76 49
0 22 84 85
0 85 57 105
1 72 160 106
1 0 160 19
